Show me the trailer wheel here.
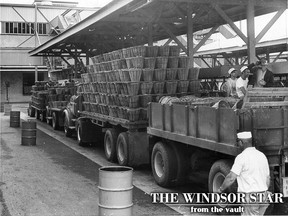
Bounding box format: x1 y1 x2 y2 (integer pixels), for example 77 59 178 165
52 112 59 130
46 108 51 125
116 132 129 166
28 106 35 117
35 109 40 120
151 142 177 187
104 129 119 162
64 114 73 137
208 159 237 193
76 121 88 146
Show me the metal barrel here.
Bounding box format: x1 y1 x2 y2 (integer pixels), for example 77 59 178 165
98 166 133 216
4 104 11 116
21 121 37 146
10 111 20 127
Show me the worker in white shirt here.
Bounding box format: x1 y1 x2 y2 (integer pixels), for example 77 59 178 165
218 131 270 216
221 68 238 97
236 66 251 100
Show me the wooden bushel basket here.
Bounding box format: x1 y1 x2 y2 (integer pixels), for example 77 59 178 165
166 81 178 94
129 69 142 82
140 82 153 94
155 57 168 69
146 46 159 57
177 68 189 80
159 46 170 56
153 82 165 94
142 69 154 81
177 80 189 93
166 68 178 80
169 46 181 56
154 69 166 81
144 57 156 69
119 70 131 82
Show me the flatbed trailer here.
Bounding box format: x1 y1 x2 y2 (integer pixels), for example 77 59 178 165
147 102 288 196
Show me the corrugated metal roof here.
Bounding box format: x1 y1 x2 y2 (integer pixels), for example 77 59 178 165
29 0 287 57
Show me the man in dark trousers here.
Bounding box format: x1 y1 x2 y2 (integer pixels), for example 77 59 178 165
218 131 270 215
250 58 274 87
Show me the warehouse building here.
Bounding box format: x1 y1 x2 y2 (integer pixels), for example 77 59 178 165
0 0 96 104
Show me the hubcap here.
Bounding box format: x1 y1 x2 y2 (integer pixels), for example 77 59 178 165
105 137 112 156
154 152 164 178
64 118 69 133
77 126 81 142
118 141 124 162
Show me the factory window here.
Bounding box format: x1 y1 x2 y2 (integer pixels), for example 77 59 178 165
1 22 48 35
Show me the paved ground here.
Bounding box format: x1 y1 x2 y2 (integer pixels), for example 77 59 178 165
1 103 288 216
0 104 179 216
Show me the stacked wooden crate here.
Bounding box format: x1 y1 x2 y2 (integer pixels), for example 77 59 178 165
79 45 200 122
31 81 49 110
47 82 77 109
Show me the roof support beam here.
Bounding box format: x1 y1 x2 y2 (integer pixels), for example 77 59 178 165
200 57 211 68
187 3 194 67
247 0 256 64
194 24 220 52
256 8 286 43
213 4 248 44
273 51 283 62
160 22 187 53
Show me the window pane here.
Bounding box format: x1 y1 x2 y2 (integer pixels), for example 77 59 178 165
31 23 34 34
38 23 43 34
26 24 30 34
43 23 47 34
18 23 21 33
5 23 9 33
22 23 26 33
13 22 17 33
10 23 13 33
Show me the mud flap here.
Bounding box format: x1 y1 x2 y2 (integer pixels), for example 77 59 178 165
127 131 150 167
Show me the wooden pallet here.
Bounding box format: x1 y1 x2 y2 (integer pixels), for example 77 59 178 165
243 87 288 108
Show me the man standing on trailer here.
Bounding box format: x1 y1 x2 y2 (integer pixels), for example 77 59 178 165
250 58 274 87
236 66 251 100
218 131 270 215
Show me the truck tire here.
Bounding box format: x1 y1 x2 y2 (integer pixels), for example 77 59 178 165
170 144 189 186
64 114 73 137
151 142 178 187
46 108 51 125
52 112 59 130
35 109 40 120
116 132 129 166
76 120 88 146
208 159 237 193
104 129 119 162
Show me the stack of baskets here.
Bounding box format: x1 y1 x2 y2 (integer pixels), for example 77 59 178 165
79 45 200 122
47 83 77 109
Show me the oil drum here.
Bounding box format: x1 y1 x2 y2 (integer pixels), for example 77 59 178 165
10 111 20 127
21 121 37 146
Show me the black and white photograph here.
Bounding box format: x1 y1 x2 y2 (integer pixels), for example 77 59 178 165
0 0 288 215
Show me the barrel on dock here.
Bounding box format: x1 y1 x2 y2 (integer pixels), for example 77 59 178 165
98 166 133 216
4 104 12 116
10 111 20 127
21 121 37 146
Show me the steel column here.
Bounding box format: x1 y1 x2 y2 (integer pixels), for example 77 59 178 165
247 0 256 64
187 3 194 68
